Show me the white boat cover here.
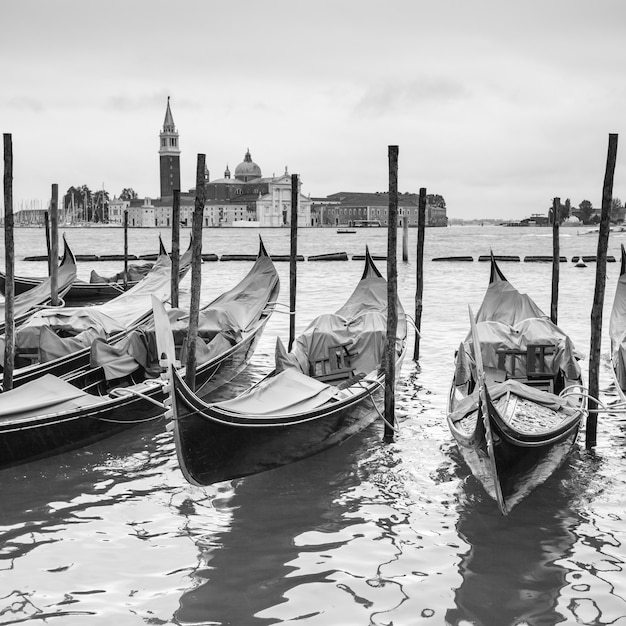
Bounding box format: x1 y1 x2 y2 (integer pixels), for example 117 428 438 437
475 273 546 325
0 247 76 320
89 261 153 284
456 317 582 385
276 311 388 377
609 270 626 389
205 254 401 418
214 368 340 416
2 253 173 364
0 373 101 422
276 266 403 377
91 251 279 380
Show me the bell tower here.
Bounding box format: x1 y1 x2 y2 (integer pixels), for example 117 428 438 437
159 97 181 198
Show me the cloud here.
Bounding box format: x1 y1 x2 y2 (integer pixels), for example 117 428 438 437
354 77 470 117
4 97 44 113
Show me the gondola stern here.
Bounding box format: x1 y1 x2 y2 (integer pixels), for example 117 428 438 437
489 251 507 284
258 235 270 259
362 246 383 280
158 233 168 258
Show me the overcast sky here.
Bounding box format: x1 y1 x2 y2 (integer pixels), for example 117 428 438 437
2 0 625 220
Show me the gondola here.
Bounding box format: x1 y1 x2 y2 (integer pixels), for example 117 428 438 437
609 243 626 402
0 236 77 334
0 237 192 390
155 247 408 487
0 239 279 468
447 254 587 515
0 238 167 304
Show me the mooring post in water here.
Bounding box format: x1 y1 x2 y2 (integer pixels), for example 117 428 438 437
185 154 206 391
384 145 399 443
3 133 15 391
588 133 619 448
44 211 51 275
414 187 426 360
402 215 409 262
171 189 181 308
288 173 299 351
551 197 560 325
123 210 129 290
50 184 59 306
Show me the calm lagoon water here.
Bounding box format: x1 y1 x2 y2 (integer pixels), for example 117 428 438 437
1 225 626 625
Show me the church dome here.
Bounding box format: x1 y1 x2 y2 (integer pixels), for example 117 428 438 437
234 149 262 182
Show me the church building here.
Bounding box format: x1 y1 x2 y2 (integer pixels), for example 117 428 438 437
134 98 312 228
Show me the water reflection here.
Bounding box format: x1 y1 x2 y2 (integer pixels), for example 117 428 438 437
446 449 602 626
0 421 180 623
174 426 401 625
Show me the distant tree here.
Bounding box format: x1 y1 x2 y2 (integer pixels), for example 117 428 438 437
611 197 625 223
427 194 446 208
579 199 594 224
93 189 110 223
64 186 82 221
562 198 571 222
120 188 138 201
78 185 93 222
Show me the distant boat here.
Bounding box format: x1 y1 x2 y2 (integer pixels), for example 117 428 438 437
337 228 356 234
574 257 587 268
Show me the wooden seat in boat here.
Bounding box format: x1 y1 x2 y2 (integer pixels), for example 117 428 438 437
497 343 557 393
310 344 356 383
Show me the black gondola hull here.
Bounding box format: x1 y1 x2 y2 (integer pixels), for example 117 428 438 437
0 314 272 469
172 373 384 486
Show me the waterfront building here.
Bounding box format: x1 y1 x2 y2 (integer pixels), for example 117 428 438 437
159 97 181 199
203 150 312 227
108 196 130 225
148 99 312 227
312 192 448 227
128 198 156 227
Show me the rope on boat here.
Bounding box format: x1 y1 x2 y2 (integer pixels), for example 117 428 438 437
108 386 168 409
558 385 626 415
404 314 421 337
267 302 296 315
356 378 401 434
37 297 67 310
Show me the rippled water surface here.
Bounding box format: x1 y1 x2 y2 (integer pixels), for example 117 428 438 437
1 225 626 625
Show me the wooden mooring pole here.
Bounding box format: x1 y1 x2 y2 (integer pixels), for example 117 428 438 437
587 133 618 448
123 210 129 291
50 184 59 306
3 134 15 391
44 211 51 275
402 216 409 262
288 173 299 351
171 189 181 308
414 187 426 360
185 154 206 391
551 197 560 325
384 145 399 443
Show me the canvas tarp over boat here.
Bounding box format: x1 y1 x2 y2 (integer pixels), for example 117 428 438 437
215 368 341 416
610 269 626 390
475 271 546 325
0 374 103 423
89 262 153 284
0 252 174 364
276 311 388 378
0 243 76 322
455 317 582 387
275 260 402 379
90 251 280 381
